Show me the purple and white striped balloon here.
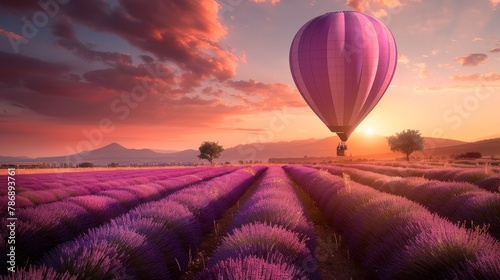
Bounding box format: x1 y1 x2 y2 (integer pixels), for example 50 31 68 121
290 11 397 141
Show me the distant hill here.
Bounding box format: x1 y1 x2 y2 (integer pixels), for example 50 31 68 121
222 133 467 161
1 136 498 165
416 138 500 158
1 143 198 165
354 137 497 160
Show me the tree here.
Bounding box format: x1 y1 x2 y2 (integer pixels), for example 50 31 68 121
197 141 224 165
387 129 425 161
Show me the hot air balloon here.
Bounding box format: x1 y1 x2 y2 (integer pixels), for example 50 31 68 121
289 11 397 155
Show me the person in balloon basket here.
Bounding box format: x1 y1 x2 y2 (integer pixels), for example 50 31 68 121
337 143 347 156
337 143 348 150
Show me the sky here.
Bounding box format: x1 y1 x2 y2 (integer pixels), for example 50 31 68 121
0 0 499 157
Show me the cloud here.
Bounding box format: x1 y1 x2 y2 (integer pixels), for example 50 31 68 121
0 51 174 122
451 73 500 82
52 21 133 66
0 50 179 103
225 79 307 110
1 0 238 84
455 53 488 66
373 9 388 18
472 37 484 41
345 0 416 13
398 54 409 64
0 0 248 136
250 0 281 4
346 0 370 11
413 63 428 78
0 54 300 148
491 0 500 9
69 0 235 82
82 64 176 94
412 85 500 93
490 47 500 53
0 27 24 41
215 127 266 133
202 86 226 97
0 51 70 88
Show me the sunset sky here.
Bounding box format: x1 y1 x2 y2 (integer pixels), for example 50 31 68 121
1 0 499 157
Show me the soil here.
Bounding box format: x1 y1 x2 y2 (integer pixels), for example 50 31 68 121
182 168 369 279
292 176 369 280
181 171 266 279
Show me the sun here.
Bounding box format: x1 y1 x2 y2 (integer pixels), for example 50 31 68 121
365 128 375 135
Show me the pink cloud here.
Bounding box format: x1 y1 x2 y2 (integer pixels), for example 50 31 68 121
0 0 247 133
251 0 281 4
70 0 235 82
0 27 24 41
373 9 388 18
0 53 301 149
0 51 172 122
491 0 500 9
345 0 416 12
455 53 488 66
0 0 237 84
225 79 307 110
398 54 409 64
413 63 428 78
412 85 498 93
451 73 500 82
202 86 226 97
490 47 500 53
346 0 370 12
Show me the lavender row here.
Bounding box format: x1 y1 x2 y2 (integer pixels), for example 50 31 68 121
5 166 235 218
423 168 500 192
366 160 500 172
0 167 237 268
285 165 500 279
4 167 221 208
0 167 206 198
196 166 319 279
7 167 266 279
320 165 500 239
2 168 177 192
339 163 499 192
366 161 436 169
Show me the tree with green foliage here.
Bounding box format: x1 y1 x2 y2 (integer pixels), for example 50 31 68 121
387 129 425 161
197 141 224 165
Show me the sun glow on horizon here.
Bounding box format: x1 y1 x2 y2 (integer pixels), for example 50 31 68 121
365 128 375 135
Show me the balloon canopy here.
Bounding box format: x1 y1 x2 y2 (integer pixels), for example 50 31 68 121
289 11 397 141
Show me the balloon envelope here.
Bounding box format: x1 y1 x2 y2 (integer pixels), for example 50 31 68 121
289 11 397 141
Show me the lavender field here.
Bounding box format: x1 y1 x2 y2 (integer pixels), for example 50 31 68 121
1 164 500 279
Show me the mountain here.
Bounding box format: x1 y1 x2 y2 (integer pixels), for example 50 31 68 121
34 142 164 165
152 149 182 154
1 136 497 166
2 143 198 165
